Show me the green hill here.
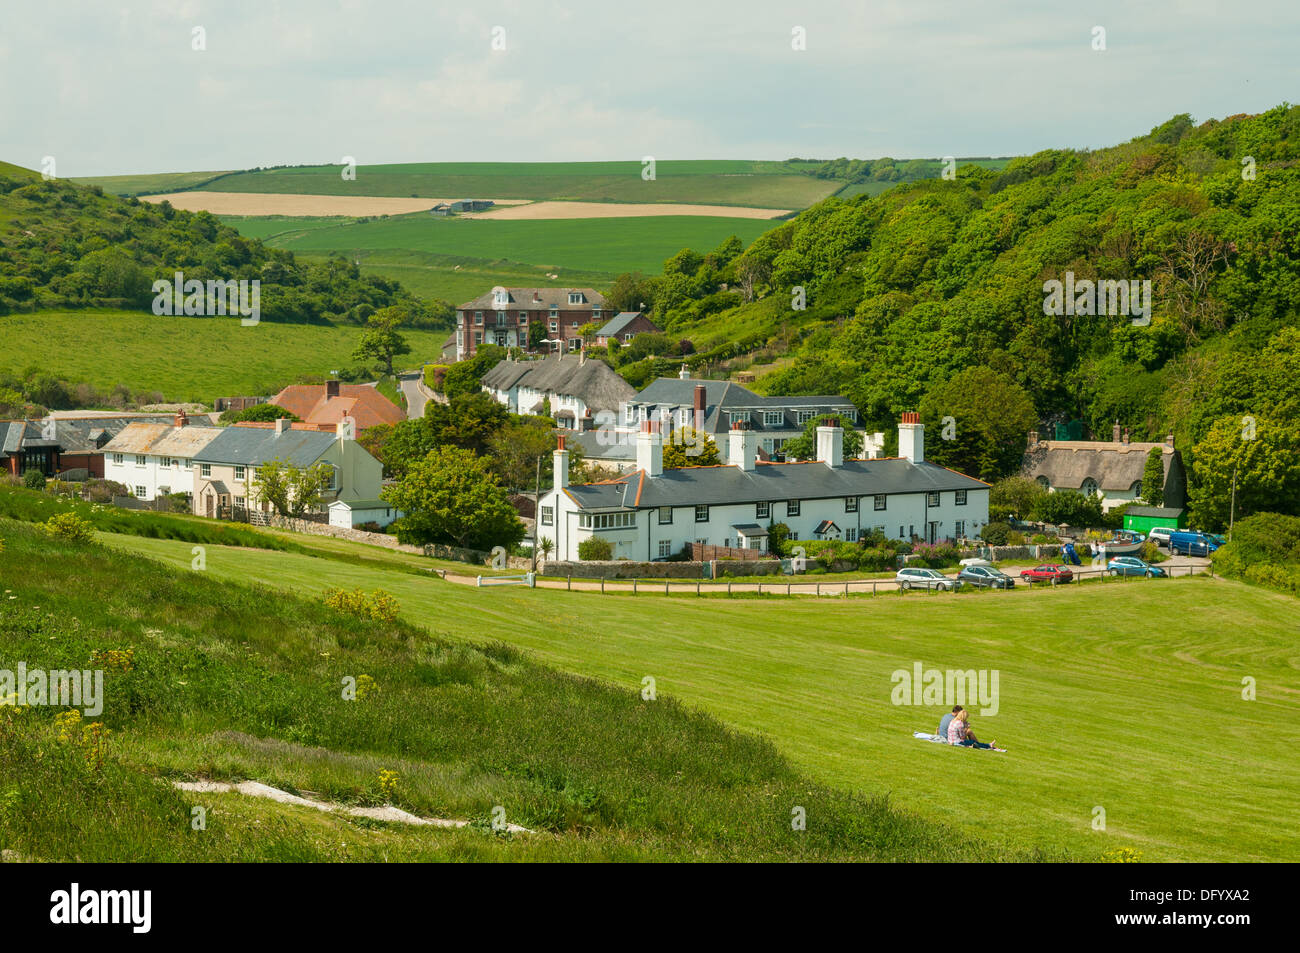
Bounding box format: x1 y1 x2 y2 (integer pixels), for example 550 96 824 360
0 512 1021 862
604 106 1300 525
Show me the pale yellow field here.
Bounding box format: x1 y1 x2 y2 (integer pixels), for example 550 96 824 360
140 192 527 216
463 200 790 220
140 191 788 220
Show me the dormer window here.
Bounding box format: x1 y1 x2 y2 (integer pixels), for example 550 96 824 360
493 289 509 307
568 293 583 305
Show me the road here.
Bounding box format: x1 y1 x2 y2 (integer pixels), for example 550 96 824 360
397 370 442 419
432 553 1213 598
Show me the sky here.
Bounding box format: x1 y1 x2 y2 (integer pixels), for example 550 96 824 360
2 0 1296 176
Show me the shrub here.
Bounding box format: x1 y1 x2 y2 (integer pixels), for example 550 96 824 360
1006 531 1026 546
41 512 95 543
911 542 960 568
577 537 613 561
859 546 896 572
979 522 1012 546
22 470 46 490
323 587 400 623
1138 540 1162 562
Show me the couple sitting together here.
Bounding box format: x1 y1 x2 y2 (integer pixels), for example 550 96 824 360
937 706 997 749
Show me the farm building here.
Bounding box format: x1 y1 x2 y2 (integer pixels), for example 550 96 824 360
328 498 401 529
1021 426 1187 513
1122 505 1188 534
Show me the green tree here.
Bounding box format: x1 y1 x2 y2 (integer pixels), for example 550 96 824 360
1141 446 1166 506
424 392 510 456
382 446 524 550
778 414 865 460
1034 490 1105 528
1189 415 1300 530
488 416 558 490
989 476 1048 521
251 458 331 518
441 344 503 398
663 427 721 468
352 306 411 378
218 403 300 424
919 367 1038 481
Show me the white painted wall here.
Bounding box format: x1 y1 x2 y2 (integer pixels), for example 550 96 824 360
104 452 195 501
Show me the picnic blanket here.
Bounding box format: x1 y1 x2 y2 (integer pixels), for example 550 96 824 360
913 730 1007 752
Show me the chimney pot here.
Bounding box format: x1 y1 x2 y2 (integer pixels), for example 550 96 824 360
899 412 925 464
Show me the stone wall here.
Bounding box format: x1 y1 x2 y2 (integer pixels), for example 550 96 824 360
262 515 490 564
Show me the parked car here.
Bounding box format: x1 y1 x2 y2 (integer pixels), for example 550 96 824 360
1146 526 1175 548
1019 564 1073 584
895 567 961 591
1108 556 1168 577
1168 530 1219 557
957 565 1016 589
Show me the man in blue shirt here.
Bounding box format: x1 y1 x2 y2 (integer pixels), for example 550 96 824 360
937 705 962 743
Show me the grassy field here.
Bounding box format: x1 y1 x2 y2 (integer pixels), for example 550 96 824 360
100 531 1300 862
98 160 839 209
239 212 778 278
68 169 235 196
0 310 447 401
0 517 1016 862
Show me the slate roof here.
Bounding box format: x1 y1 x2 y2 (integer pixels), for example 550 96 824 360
0 415 177 456
459 287 606 310
193 426 339 467
563 458 988 510
596 312 659 338
629 378 856 435
481 353 635 415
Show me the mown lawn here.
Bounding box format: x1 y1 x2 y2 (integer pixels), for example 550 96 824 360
0 310 448 401
102 531 1300 862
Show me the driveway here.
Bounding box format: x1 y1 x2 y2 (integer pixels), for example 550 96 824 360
398 371 442 419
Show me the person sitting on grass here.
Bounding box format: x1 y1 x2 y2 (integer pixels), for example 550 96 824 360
946 709 996 749
937 705 962 742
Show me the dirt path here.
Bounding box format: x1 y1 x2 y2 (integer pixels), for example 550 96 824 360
174 779 532 832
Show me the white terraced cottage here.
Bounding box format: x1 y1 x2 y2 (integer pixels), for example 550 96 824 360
537 412 990 561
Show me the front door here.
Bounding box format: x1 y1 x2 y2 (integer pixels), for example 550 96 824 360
928 521 938 544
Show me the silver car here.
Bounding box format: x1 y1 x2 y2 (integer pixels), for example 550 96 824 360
895 567 960 591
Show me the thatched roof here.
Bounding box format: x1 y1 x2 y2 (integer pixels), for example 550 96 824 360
1022 439 1179 493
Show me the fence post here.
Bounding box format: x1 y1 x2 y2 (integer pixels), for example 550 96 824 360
697 580 700 596
567 576 572 591
787 582 791 596
665 579 669 595
601 578 605 594
757 583 762 596
872 580 877 596
845 581 849 597
816 583 821 597
633 579 637 594
728 582 732 595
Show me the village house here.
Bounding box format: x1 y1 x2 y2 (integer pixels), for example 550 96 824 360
538 414 989 561
455 286 607 360
618 373 879 463
101 412 223 502
480 350 636 427
190 418 384 523
268 380 405 431
1 413 179 479
593 311 662 347
1021 424 1187 513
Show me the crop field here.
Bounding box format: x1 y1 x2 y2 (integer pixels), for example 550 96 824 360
67 169 235 196
0 310 447 401
243 212 777 278
102 531 1300 863
169 160 839 209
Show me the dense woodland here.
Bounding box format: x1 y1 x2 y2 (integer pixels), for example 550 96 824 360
598 106 1300 528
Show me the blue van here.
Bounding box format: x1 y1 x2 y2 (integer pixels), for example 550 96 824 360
1169 531 1219 556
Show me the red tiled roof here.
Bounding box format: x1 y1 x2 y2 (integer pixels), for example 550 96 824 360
270 385 405 431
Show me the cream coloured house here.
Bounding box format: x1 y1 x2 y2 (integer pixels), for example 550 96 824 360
189 419 383 520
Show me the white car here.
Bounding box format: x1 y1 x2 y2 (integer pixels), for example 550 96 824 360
1147 527 1175 548
895 567 960 591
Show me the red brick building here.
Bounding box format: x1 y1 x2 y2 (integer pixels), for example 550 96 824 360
455 286 607 361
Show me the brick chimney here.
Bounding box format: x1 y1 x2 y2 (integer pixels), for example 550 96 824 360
1027 429 1038 448
174 410 188 428
326 380 341 399
1122 427 1130 445
693 384 707 431
816 417 844 468
899 412 924 464
553 434 569 489
728 420 756 471
1112 421 1121 443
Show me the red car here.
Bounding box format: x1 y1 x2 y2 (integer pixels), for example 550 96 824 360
1019 564 1073 583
